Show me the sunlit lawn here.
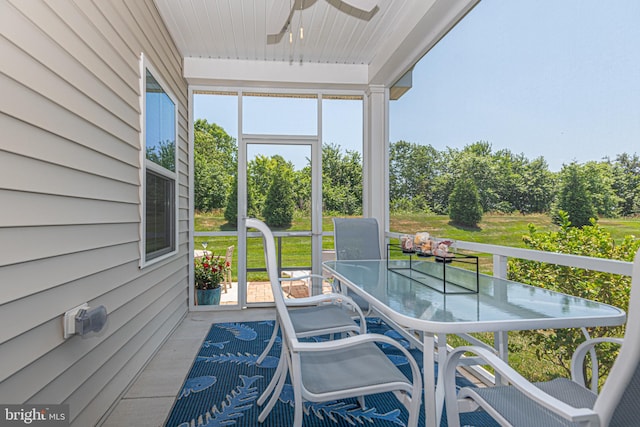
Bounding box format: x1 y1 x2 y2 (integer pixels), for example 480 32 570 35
197 210 638 278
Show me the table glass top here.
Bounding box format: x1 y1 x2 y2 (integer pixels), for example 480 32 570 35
324 259 625 331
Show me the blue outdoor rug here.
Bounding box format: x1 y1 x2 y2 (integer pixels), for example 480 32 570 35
164 318 499 427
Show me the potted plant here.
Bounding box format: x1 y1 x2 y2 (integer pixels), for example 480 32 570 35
194 253 229 305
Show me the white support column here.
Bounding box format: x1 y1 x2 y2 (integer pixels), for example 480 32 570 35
364 85 388 253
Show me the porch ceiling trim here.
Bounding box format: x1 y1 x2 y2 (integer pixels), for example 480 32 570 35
184 57 368 90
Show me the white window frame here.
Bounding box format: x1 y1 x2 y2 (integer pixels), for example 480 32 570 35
139 53 179 267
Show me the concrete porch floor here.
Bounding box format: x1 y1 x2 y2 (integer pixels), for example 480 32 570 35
100 308 276 427
99 303 486 426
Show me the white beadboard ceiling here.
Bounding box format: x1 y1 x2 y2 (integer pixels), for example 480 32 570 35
154 0 479 89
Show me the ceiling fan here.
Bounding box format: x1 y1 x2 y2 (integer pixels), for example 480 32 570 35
267 0 378 44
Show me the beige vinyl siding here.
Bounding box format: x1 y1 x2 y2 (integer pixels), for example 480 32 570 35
0 0 188 425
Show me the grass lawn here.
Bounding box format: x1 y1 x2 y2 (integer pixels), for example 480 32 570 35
197 210 639 278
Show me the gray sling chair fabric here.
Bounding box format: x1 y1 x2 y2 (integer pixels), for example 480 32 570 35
255 273 366 365
333 217 382 261
332 217 383 314
444 246 640 427
248 218 422 427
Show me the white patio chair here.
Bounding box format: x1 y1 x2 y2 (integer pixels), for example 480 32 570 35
332 217 383 314
251 224 367 415
444 246 640 427
248 218 422 427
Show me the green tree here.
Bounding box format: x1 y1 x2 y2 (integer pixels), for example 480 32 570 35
520 157 556 214
193 119 236 211
263 156 295 227
431 147 459 214
322 143 362 215
552 162 597 227
292 168 311 212
432 142 499 214
224 174 239 225
247 155 276 217
458 142 499 213
611 153 640 216
491 149 524 213
448 177 483 227
583 161 621 217
389 141 440 212
509 214 640 383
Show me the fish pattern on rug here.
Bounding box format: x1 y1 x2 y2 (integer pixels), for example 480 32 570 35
164 318 499 427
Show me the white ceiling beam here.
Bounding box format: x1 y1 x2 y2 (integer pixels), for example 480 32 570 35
184 57 369 89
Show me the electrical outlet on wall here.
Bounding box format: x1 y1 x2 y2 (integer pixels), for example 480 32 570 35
63 303 88 339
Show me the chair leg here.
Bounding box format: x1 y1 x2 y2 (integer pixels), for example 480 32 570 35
257 343 286 406
293 375 304 427
407 392 421 427
224 270 231 293
257 320 279 365
258 351 290 422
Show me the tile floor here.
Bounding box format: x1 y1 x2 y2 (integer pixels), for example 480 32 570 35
100 308 275 427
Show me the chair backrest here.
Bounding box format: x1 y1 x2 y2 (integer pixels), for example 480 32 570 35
246 218 298 347
333 217 382 260
594 247 640 426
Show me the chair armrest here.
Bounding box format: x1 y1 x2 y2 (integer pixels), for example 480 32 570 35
284 293 337 305
284 292 354 306
280 274 340 294
279 273 329 283
571 337 623 389
444 346 598 425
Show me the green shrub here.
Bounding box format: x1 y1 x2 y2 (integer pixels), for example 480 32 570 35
449 178 483 227
552 162 597 227
263 162 295 227
508 213 640 385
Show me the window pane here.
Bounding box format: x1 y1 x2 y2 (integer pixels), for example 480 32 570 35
146 70 176 171
242 94 317 135
146 170 175 259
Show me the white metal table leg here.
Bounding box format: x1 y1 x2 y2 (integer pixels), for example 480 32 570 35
494 330 509 385
423 332 437 427
434 333 448 424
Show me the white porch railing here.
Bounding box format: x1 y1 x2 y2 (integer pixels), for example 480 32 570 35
386 232 634 278
195 230 634 280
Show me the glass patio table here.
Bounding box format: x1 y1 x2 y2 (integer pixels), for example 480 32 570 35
323 259 626 427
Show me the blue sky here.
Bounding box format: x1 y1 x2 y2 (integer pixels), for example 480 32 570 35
195 0 640 172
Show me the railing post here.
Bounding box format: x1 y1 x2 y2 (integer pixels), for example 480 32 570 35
493 254 509 385
493 254 508 280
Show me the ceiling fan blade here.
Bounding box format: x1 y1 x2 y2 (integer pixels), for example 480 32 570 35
339 0 377 12
266 1 294 36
